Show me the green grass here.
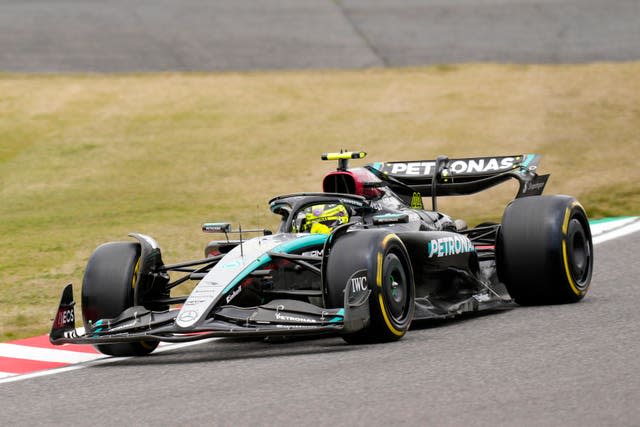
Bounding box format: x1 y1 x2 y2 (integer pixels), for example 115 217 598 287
1 63 639 341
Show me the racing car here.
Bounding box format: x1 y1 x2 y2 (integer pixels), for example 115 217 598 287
50 151 593 356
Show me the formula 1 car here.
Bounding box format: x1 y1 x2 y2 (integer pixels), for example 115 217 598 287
50 151 593 356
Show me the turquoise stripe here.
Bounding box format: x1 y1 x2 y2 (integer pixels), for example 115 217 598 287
371 162 384 171
221 234 328 294
521 154 535 168
271 234 328 254
329 308 345 323
221 255 271 294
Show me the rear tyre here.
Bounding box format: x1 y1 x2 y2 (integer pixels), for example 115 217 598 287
497 195 593 305
325 230 415 343
82 242 159 356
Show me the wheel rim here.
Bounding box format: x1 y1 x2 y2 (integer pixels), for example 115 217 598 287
567 218 591 288
382 253 409 321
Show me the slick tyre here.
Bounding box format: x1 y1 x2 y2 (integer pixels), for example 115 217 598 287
497 195 593 305
82 242 159 356
325 230 415 343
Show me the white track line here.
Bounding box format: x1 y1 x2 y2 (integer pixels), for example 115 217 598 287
590 217 638 236
0 343 104 364
592 218 640 245
0 338 220 384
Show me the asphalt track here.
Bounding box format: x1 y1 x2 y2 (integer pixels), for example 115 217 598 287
1 225 639 425
1 0 639 72
2 1 638 425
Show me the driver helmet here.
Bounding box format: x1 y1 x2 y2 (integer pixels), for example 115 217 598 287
302 204 349 234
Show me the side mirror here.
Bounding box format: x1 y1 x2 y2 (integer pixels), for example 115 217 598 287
372 213 409 225
202 222 232 233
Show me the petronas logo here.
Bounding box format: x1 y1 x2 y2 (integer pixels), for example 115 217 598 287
410 192 423 209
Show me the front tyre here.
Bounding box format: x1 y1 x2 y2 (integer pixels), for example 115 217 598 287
497 195 593 305
82 242 159 356
325 230 415 343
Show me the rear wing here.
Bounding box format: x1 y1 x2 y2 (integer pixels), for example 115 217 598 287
366 154 549 200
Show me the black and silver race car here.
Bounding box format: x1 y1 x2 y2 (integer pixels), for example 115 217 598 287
50 151 593 356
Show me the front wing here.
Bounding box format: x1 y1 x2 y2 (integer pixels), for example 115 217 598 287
49 284 371 345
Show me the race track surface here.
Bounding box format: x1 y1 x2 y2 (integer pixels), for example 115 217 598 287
1 229 638 425
1 0 639 72
1 1 637 424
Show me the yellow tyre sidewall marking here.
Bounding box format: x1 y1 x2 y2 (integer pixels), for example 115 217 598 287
131 256 155 348
376 234 405 337
561 207 584 296
378 294 404 337
132 257 141 289
376 252 383 289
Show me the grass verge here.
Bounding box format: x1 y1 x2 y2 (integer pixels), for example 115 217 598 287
1 63 638 340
